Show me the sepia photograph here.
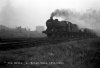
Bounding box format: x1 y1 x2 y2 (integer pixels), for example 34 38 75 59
0 0 100 68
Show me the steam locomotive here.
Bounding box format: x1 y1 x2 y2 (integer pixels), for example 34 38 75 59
42 17 96 38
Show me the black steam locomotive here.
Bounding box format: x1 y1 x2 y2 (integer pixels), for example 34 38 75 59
43 17 96 38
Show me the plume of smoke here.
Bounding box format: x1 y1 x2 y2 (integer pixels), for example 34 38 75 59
51 9 72 20
0 0 18 27
0 0 27 28
51 9 100 36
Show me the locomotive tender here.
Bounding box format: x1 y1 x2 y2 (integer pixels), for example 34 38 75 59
42 17 96 38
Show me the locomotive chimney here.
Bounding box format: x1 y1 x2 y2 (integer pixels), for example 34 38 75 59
50 16 53 19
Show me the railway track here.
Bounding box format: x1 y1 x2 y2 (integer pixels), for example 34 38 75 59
0 37 95 51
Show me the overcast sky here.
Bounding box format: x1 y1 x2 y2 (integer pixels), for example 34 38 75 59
0 0 100 30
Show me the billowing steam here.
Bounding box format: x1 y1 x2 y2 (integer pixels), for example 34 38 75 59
51 9 100 36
